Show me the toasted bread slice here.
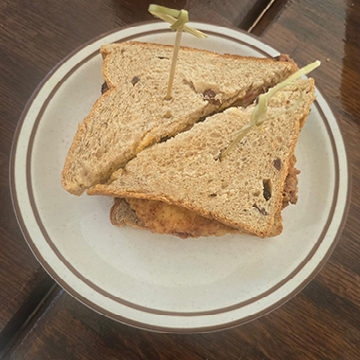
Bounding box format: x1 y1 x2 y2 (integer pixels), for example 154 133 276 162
62 42 298 195
89 79 315 237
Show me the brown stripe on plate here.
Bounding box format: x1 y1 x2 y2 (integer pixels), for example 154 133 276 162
10 22 351 332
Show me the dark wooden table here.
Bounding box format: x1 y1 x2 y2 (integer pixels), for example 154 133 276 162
1 0 359 358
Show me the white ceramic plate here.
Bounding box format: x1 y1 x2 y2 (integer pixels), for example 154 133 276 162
11 22 350 332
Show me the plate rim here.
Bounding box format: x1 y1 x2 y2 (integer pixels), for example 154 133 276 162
10 21 351 333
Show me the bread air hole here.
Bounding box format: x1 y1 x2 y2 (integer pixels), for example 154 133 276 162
263 179 272 201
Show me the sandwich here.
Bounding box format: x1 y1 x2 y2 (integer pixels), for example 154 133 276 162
61 41 298 196
62 41 315 238
88 79 315 238
109 153 299 238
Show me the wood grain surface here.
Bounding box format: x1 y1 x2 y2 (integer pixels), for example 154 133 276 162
1 0 360 359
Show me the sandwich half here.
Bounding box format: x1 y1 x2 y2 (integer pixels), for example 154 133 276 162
88 79 315 237
62 41 298 195
109 154 299 238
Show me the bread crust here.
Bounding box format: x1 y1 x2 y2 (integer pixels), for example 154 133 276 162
102 41 299 70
